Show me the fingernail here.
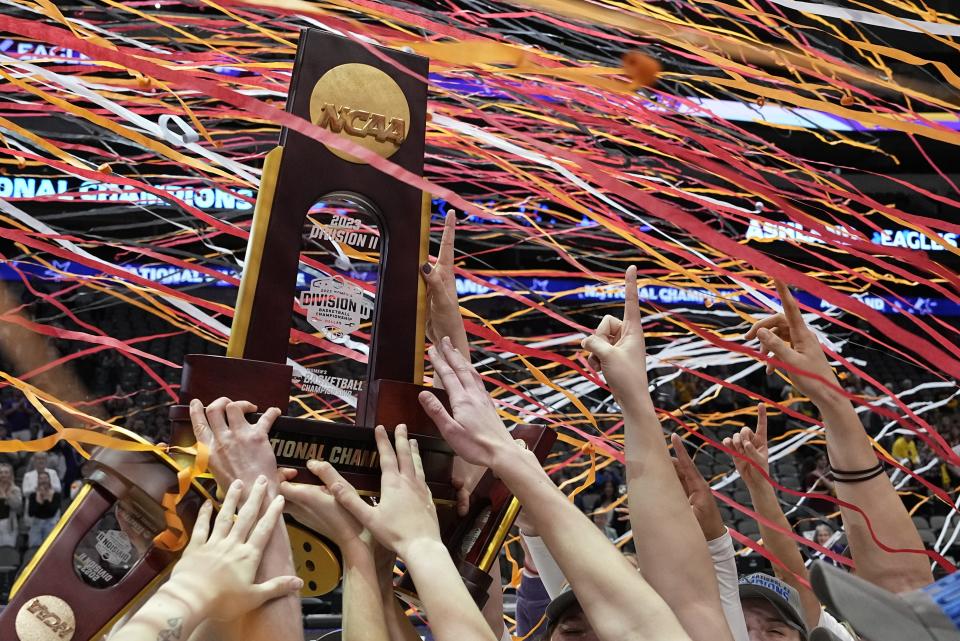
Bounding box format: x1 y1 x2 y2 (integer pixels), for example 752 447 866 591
442 336 451 345
190 399 200 407
421 262 432 275
293 578 304 589
231 479 242 488
275 495 284 506
257 475 267 485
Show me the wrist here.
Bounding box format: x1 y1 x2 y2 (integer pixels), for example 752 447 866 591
153 580 207 628
397 537 447 566
490 446 541 483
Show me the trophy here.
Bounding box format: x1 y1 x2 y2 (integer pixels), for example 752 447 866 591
0 29 555 640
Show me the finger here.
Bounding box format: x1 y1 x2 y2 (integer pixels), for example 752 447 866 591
743 441 766 476
252 575 304 606
277 467 298 483
731 432 744 453
722 437 733 450
255 407 282 436
278 480 313 507
393 424 415 478
410 439 426 483
330 478 376 526
247 494 286 550
670 433 696 477
418 391 462 437
229 475 268 543
456 486 470 518
756 403 768 444
225 400 258 431
757 327 792 367
622 265 641 328
438 210 456 268
581 334 614 360
429 345 464 397
210 479 243 543
189 399 213 447
374 425 399 476
774 279 805 333
186 499 213 550
595 315 622 342
441 336 476 392
310 459 352 493
744 314 786 340
204 396 231 438
586 353 601 371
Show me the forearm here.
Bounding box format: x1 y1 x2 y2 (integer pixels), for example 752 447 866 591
496 450 689 641
621 397 731 641
816 396 932 591
480 563 506 638
111 584 204 641
403 539 496 641
237 520 304 641
342 539 390 641
745 479 820 628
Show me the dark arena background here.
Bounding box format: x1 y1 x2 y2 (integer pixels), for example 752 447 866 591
0 0 959 636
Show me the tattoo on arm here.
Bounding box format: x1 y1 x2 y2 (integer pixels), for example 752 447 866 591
156 618 184 641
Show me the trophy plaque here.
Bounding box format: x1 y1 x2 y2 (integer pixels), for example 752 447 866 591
0 29 556 640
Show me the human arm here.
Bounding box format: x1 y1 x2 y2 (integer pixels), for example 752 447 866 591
723 404 821 628
111 477 301 641
580 266 733 641
419 337 692 641
189 398 304 641
423 211 470 359
670 433 749 641
324 423 496 641
422 213 499 632
746 280 932 592
279 460 388 641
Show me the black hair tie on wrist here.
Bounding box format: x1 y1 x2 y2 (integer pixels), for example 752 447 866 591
829 462 885 483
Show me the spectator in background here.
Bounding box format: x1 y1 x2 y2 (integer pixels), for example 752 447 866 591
591 509 618 542
804 454 835 515
27 471 60 547
892 432 920 467
0 463 22 547
811 524 846 567
22 451 62 495
3 396 32 441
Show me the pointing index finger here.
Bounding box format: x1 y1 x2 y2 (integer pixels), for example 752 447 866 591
623 265 640 328
774 279 804 333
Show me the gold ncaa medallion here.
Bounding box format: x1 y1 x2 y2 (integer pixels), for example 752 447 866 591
15 595 76 641
310 63 410 163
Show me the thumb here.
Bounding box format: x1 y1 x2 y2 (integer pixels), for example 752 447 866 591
278 481 311 506
330 481 375 525
581 335 614 360
419 391 460 434
251 575 303 605
756 327 794 367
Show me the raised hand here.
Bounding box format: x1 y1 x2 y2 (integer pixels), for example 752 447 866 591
189 397 283 493
278 460 364 547
326 424 441 559
670 433 725 540
723 403 770 486
744 281 841 404
418 337 518 469
422 211 468 355
166 477 302 621
581 266 649 400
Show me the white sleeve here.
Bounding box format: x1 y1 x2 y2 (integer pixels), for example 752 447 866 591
521 533 567 599
22 470 36 496
819 609 858 641
708 528 750 641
